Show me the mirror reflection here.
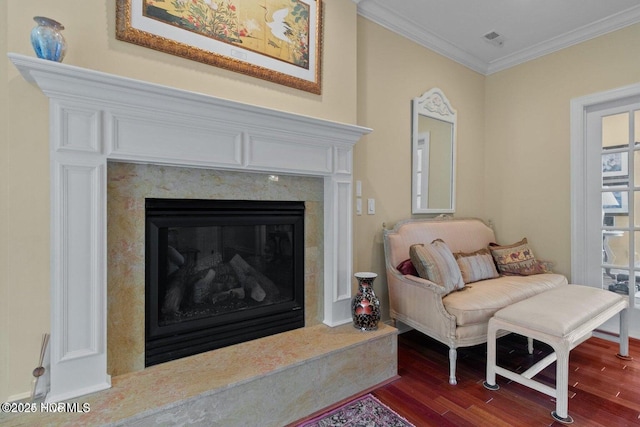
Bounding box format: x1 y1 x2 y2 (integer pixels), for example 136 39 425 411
412 88 456 214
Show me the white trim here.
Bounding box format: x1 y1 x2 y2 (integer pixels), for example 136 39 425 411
570 82 640 285
9 53 370 402
357 1 640 75
356 1 488 74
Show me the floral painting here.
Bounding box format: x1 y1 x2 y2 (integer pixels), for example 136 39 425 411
116 0 322 93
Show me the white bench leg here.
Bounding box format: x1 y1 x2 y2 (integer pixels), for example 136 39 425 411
527 336 534 354
483 320 499 390
551 340 573 424
449 348 458 385
618 308 631 360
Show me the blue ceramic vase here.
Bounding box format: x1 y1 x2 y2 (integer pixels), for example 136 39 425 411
31 16 67 62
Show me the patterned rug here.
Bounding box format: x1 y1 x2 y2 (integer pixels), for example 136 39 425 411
297 394 415 427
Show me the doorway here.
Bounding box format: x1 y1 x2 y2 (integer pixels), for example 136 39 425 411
571 83 640 338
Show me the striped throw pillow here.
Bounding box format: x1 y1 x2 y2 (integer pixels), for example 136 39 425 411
409 239 465 294
454 248 499 283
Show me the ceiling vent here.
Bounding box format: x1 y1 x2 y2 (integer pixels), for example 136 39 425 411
483 30 505 47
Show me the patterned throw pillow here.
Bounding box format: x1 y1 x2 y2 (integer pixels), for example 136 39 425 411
454 248 499 283
409 239 465 294
489 238 550 276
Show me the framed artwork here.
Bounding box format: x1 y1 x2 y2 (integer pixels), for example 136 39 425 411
602 151 628 178
116 0 322 94
602 190 628 214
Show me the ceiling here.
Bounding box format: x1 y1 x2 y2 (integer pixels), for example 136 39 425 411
355 0 640 75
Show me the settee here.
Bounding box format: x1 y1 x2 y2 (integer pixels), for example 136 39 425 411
382 217 568 385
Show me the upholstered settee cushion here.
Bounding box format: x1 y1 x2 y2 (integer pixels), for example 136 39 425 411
489 238 550 276
442 273 568 326
410 240 465 294
454 248 499 283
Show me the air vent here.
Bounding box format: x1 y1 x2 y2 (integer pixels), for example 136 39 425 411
483 30 505 47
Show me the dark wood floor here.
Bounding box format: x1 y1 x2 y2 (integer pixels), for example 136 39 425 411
371 330 640 426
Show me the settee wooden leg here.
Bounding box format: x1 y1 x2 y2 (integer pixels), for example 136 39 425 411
448 348 457 385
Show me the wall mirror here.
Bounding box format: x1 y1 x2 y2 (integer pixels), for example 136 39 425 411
412 88 457 214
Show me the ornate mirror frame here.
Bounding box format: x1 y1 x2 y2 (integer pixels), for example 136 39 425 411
411 88 457 214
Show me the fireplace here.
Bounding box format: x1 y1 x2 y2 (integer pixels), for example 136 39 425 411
9 53 370 402
145 198 305 366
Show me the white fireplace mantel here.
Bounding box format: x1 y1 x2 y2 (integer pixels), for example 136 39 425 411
9 53 371 402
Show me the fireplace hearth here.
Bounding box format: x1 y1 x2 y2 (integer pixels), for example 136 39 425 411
145 199 305 366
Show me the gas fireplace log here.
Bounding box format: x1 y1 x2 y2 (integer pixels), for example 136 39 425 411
229 254 280 302
161 251 196 315
246 277 266 302
167 245 185 276
211 287 245 304
210 263 239 294
229 255 266 302
162 267 190 314
192 269 216 304
162 276 185 315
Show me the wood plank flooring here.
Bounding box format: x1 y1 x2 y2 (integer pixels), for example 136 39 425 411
370 330 640 426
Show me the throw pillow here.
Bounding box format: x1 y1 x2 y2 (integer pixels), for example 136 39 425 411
489 238 550 276
454 248 499 283
396 258 419 276
409 239 465 294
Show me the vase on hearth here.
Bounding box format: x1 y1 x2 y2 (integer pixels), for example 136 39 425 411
351 272 381 331
30 16 67 62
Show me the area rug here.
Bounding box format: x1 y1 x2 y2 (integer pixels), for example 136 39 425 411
297 394 415 427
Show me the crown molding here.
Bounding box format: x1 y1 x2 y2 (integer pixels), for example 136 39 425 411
357 1 640 76
486 4 640 74
356 0 488 74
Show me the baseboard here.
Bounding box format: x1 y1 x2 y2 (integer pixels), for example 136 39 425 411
384 319 413 334
7 390 32 402
592 328 640 344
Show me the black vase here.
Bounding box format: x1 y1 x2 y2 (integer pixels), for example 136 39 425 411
351 272 381 331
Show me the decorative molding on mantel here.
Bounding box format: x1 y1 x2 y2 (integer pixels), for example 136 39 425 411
8 53 371 402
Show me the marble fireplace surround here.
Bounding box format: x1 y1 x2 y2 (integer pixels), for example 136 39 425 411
9 54 373 404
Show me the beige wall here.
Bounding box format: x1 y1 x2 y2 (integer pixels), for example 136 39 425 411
3 0 640 401
355 18 486 316
484 23 640 279
1 0 358 401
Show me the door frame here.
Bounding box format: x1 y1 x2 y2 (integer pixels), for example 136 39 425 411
570 82 640 284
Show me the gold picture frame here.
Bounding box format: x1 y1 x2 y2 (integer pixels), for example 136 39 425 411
116 0 322 94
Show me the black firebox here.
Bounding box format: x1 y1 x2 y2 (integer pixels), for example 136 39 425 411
145 198 305 367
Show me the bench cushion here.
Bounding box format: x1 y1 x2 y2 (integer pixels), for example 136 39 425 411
443 273 568 326
493 285 625 337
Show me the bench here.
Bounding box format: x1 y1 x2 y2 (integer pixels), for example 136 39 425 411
483 285 630 424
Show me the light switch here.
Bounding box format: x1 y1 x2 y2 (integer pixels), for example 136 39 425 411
367 198 375 215
356 198 362 215
356 180 362 197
